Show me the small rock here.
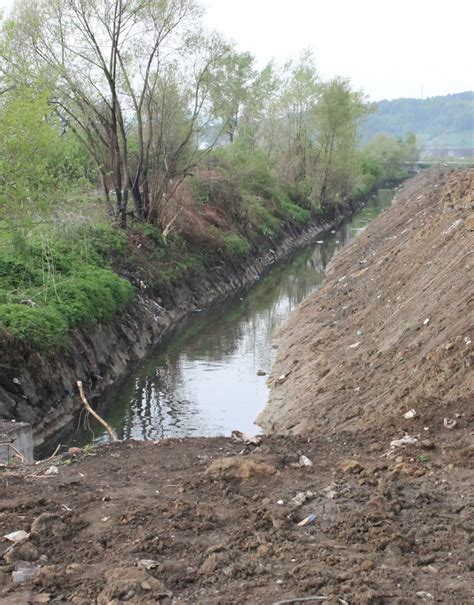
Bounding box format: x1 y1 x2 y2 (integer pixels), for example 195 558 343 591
30 513 65 538
465 213 474 231
256 370 267 377
4 541 39 564
67 447 83 457
205 457 276 480
341 460 364 474
418 440 436 451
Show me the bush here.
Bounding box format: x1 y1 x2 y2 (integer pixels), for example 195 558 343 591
223 233 250 258
53 268 134 327
0 304 69 350
279 198 310 223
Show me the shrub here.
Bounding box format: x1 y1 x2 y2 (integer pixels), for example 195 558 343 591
279 198 310 223
52 268 134 326
223 233 250 258
0 304 68 350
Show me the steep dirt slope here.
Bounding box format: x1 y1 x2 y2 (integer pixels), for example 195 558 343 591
259 169 473 435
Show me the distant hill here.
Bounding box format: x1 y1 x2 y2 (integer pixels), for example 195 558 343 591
359 92 474 155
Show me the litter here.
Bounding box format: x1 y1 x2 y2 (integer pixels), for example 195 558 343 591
443 418 457 430
390 434 418 449
231 430 263 445
298 455 313 467
44 466 59 476
348 342 361 349
416 591 434 600
3 530 29 544
297 514 316 527
12 561 40 584
291 491 314 506
404 409 417 419
138 559 159 570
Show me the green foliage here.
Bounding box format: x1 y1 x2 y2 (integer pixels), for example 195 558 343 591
0 86 92 220
0 304 68 351
279 198 311 223
136 223 166 247
52 268 133 327
0 226 134 354
223 233 250 258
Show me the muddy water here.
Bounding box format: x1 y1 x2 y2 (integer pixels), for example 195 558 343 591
43 189 394 451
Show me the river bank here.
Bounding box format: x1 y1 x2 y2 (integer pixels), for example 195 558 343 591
259 168 473 435
0 196 366 445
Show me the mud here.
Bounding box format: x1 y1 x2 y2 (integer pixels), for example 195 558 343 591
1 427 472 604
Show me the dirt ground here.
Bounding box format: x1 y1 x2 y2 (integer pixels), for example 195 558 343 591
1 428 472 605
0 169 473 605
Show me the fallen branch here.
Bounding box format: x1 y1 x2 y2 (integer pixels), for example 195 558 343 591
35 443 61 465
0 442 28 464
77 381 118 442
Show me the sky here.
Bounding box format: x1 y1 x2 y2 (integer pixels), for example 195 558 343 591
1 0 472 101
203 0 474 101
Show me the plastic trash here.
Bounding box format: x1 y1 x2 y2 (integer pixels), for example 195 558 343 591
443 418 457 430
3 530 29 544
299 455 313 467
390 434 418 449
12 561 40 583
297 514 316 527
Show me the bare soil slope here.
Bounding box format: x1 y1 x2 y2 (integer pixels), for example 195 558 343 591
259 169 473 435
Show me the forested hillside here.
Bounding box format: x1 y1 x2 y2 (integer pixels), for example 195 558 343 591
360 91 474 149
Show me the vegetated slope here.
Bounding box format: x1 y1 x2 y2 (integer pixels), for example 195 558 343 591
359 91 474 147
259 168 473 435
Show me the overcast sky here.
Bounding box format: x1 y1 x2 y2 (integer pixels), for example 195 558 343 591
203 0 473 101
1 0 472 101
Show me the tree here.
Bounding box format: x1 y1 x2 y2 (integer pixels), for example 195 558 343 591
2 0 233 227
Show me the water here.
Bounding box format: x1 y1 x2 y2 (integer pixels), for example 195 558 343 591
42 189 394 452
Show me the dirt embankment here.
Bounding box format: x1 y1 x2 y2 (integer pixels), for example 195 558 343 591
259 168 473 435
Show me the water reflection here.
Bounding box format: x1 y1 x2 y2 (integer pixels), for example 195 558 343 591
42 189 394 451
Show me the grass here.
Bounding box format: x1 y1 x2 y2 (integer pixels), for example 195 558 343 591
0 225 134 354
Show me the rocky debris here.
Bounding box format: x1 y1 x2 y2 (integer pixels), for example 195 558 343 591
96 567 172 604
205 456 276 480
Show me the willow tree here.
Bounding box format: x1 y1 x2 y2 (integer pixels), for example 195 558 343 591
2 0 232 226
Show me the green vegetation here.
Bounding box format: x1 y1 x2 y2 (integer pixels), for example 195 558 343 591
0 1 418 359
